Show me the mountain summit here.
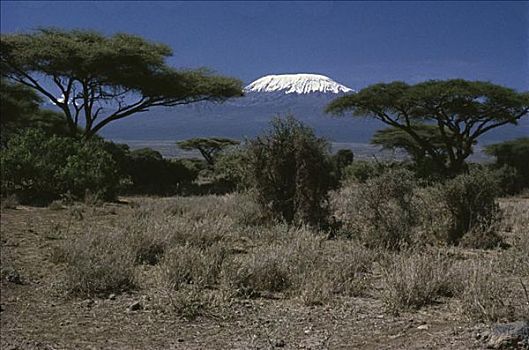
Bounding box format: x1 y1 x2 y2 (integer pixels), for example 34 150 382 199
244 73 353 95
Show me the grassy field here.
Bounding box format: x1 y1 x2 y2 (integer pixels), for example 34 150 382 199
1 191 528 349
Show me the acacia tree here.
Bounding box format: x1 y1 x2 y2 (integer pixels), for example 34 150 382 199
1 28 243 139
327 80 529 175
371 124 451 175
177 137 240 165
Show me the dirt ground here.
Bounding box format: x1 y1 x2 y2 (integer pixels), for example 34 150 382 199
0 197 522 350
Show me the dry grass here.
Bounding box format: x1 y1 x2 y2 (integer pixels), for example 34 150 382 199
52 191 529 314
458 259 529 322
56 229 137 297
2 190 529 349
0 194 18 210
379 249 458 314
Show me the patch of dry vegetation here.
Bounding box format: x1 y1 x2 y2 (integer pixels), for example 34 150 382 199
44 184 528 324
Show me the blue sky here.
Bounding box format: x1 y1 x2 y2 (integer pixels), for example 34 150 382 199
1 1 528 90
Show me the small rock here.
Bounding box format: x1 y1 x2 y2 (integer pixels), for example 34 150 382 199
274 339 286 347
82 299 95 308
486 321 529 349
128 301 143 312
108 294 116 300
6 270 22 284
177 338 184 343
417 324 429 330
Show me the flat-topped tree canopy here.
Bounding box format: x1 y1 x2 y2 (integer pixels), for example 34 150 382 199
0 28 243 138
177 137 241 165
327 79 529 175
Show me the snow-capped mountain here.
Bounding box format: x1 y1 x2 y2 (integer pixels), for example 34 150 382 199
95 73 374 142
244 73 353 95
44 72 526 154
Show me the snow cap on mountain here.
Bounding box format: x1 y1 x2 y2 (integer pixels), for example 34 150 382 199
245 73 353 95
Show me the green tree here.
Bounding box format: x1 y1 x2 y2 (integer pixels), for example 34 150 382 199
327 80 529 175
177 137 240 165
1 28 243 139
371 124 450 177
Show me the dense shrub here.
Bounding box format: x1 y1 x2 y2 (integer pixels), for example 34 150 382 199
1 129 120 204
346 169 420 249
212 146 251 192
342 159 397 183
247 116 334 226
125 148 199 195
485 137 529 194
434 168 502 245
330 149 354 185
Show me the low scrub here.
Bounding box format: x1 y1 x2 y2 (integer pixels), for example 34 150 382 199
458 260 529 322
380 250 458 314
157 243 228 290
424 168 503 246
338 169 420 249
223 243 293 296
57 230 136 297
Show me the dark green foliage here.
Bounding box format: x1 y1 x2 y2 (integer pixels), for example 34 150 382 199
331 149 354 184
177 137 240 165
0 79 73 144
1 129 120 204
125 148 198 195
247 116 333 226
342 160 400 183
436 168 501 245
485 138 529 194
327 80 529 176
1 28 243 138
333 149 354 168
372 124 450 179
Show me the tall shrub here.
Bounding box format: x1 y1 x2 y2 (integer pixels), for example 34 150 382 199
435 168 501 245
352 169 419 249
247 116 333 226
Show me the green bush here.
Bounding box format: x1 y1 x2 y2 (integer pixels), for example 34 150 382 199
125 148 198 195
1 129 120 204
485 137 529 193
212 146 251 192
342 159 398 183
247 116 333 226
